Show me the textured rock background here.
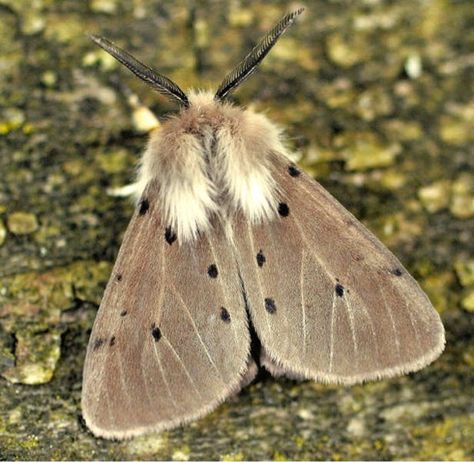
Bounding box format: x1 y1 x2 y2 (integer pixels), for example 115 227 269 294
0 0 472 459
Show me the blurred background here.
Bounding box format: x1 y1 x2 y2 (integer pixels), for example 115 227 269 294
0 0 472 459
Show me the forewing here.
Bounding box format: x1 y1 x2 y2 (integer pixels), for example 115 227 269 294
234 154 444 384
82 198 250 439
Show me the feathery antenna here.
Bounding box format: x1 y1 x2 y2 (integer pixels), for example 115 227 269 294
90 35 189 107
215 8 304 101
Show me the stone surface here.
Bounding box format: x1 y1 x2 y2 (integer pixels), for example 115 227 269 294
0 0 472 460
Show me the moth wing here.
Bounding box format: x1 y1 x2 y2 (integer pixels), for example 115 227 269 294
82 199 250 439
234 154 444 384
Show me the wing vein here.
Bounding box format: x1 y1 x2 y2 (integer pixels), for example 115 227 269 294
300 249 307 357
399 286 423 352
357 301 381 368
343 295 359 361
140 350 155 409
171 284 225 383
329 291 336 374
152 340 179 411
117 351 139 425
103 377 115 428
378 282 401 359
161 335 204 399
292 214 337 286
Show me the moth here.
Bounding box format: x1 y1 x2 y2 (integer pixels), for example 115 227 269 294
82 9 445 439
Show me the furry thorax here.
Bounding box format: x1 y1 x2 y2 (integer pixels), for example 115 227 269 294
135 91 289 243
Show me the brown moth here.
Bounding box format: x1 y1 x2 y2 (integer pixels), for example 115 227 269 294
83 9 445 439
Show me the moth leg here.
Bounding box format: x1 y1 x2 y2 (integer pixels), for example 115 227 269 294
260 347 306 381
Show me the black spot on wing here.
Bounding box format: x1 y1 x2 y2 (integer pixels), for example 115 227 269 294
264 298 276 314
116 274 122 281
151 323 162 341
220 307 231 323
256 250 266 268
208 264 218 278
93 338 105 350
138 198 149 215
390 268 403 276
278 202 289 217
109 336 116 346
288 164 301 177
165 227 177 245
120 310 128 317
335 283 345 297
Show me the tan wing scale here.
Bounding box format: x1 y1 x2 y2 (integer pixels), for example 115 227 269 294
233 154 444 385
82 197 250 439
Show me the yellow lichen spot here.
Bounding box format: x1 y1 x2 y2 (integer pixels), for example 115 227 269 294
326 33 366 68
228 8 254 27
221 452 246 461
265 37 319 72
378 169 407 190
172 446 191 461
339 132 400 171
125 433 168 457
0 123 12 135
83 49 118 71
97 149 132 175
0 220 6 246
22 123 34 134
0 121 21 135
7 212 39 235
273 451 287 461
410 415 471 460
41 70 57 87
421 271 455 313
195 18 209 48
294 435 306 448
450 173 474 219
90 0 118 14
132 106 160 133
20 364 55 384
8 407 22 425
439 116 472 146
461 289 474 312
454 259 474 287
383 119 423 141
2 330 61 385
418 180 451 213
20 436 40 450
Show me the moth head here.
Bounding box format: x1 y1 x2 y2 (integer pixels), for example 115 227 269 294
90 8 303 108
